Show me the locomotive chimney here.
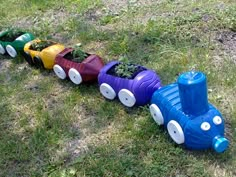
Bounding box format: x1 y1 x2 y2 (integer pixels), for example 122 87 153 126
177 71 209 116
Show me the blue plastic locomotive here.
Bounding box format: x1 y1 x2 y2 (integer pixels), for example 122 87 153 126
149 71 229 153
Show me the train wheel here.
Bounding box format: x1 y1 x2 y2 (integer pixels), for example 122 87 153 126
34 56 44 69
167 120 185 144
23 52 34 66
6 45 17 57
149 104 164 125
53 64 66 79
100 83 116 100
118 89 136 107
68 68 82 85
0 44 5 54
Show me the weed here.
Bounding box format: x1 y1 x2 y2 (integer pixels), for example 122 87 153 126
100 13 120 25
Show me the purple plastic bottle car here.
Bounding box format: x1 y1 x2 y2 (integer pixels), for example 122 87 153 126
98 61 162 107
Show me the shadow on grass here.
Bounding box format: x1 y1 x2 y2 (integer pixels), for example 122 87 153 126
51 109 234 176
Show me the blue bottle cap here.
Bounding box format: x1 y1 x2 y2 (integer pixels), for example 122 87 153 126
178 71 206 85
177 71 209 116
213 136 229 153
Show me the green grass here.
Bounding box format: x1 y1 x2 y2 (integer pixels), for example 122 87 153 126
0 0 236 176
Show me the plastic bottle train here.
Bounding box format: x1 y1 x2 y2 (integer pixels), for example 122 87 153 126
150 71 229 153
0 29 229 153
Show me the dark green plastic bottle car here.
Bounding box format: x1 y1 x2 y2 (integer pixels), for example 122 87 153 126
0 29 34 58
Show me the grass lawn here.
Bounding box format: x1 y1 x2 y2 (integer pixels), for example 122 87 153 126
0 0 236 176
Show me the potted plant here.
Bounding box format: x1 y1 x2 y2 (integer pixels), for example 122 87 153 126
98 58 162 107
0 28 34 57
53 45 104 85
23 39 65 69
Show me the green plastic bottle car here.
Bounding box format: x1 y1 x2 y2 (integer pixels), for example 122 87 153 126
0 29 34 58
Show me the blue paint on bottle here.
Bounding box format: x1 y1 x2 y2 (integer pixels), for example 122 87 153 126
178 71 209 116
150 71 229 153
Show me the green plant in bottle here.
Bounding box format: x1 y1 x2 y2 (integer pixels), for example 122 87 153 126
71 45 88 63
114 56 139 79
30 41 54 51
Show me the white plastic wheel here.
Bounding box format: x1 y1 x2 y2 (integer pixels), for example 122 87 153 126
68 68 82 85
149 104 164 125
0 44 5 54
6 45 17 57
53 64 66 80
118 89 136 107
100 83 116 100
167 120 185 144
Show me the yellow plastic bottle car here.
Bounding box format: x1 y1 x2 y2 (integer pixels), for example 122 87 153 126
24 39 65 69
